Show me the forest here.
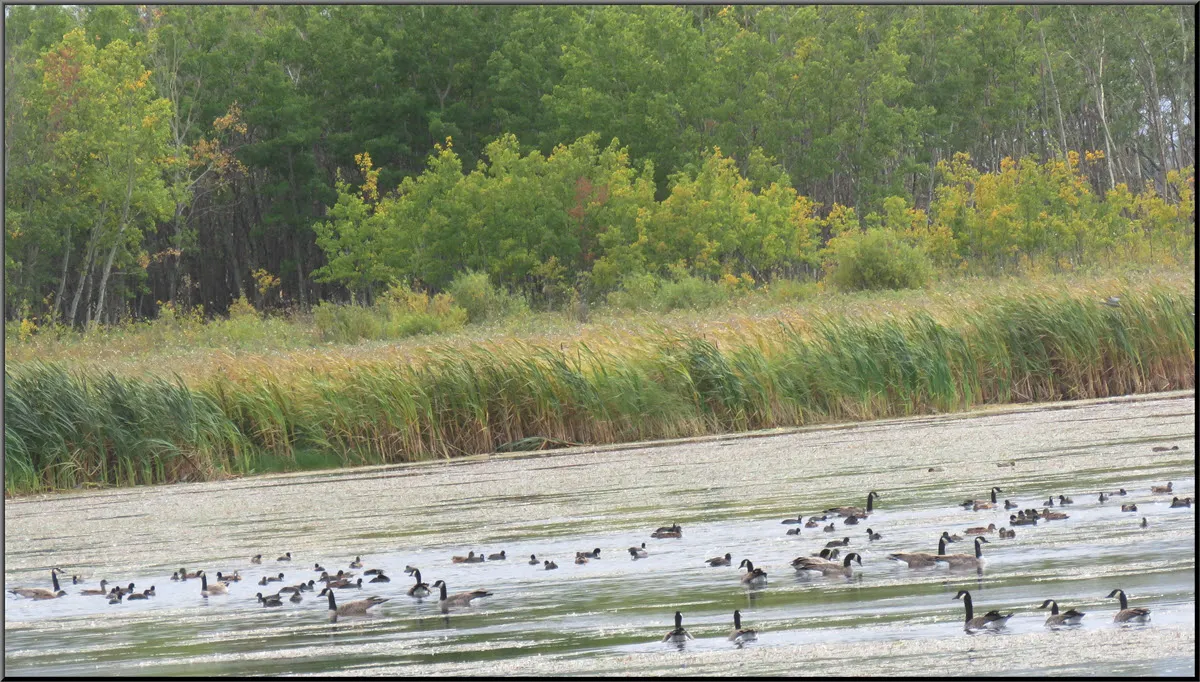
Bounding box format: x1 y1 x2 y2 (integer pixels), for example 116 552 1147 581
3 4 1196 328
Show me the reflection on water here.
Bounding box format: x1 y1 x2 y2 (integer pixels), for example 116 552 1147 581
4 393 1196 676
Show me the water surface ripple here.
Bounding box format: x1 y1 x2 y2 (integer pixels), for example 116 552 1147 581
5 393 1195 676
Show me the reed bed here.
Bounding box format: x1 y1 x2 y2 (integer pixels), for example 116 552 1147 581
5 285 1194 495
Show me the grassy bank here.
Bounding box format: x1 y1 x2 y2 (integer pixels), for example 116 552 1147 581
5 273 1194 495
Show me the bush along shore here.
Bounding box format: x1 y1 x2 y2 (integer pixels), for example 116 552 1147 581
4 285 1195 496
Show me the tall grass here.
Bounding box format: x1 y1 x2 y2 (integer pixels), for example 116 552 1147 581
5 285 1194 495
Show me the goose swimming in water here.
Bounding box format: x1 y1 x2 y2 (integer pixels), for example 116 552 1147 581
662 611 693 643
888 538 948 568
1106 589 1151 623
406 569 430 598
431 580 492 613
936 536 990 569
738 559 768 586
1039 599 1085 627
962 487 1003 509
826 491 879 518
792 552 863 577
9 572 66 600
706 553 732 567
954 590 1011 631
325 587 387 622
728 610 757 644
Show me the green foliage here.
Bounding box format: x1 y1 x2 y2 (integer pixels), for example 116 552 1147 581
312 284 468 343
824 229 933 292
446 271 528 324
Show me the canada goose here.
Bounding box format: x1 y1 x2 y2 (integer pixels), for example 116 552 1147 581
1010 514 1037 526
126 588 153 601
999 527 1016 539
325 588 388 622
1151 445 1179 451
257 592 283 607
941 531 963 543
1058 495 1074 505
1170 497 1192 508
793 552 862 577
707 553 732 567
451 551 477 564
487 551 507 561
867 528 883 541
1151 482 1173 494
407 569 430 598
814 548 841 560
79 579 110 596
781 515 804 525
629 544 648 559
964 524 996 535
1140 517 1148 528
728 609 757 643
579 548 601 559
964 487 1003 509
431 580 491 612
404 565 419 575
9 572 67 600
1121 504 1138 512
1042 508 1069 521
1004 500 1018 509
349 556 363 569
178 568 201 580
277 552 292 562
1098 492 1109 503
962 487 1003 509
528 554 539 565
369 572 390 583
738 559 768 586
844 516 860 525
544 560 559 570
216 571 241 583
663 611 694 643
1106 589 1151 623
250 555 262 564
888 538 948 568
825 537 851 548
936 536 989 568
826 491 879 518
954 590 1011 631
313 563 326 572
651 524 683 539
804 518 821 528
823 523 836 532
1039 599 1085 626
200 573 228 597
786 527 802 536
290 591 302 603
574 554 589 565
1115 488 1127 496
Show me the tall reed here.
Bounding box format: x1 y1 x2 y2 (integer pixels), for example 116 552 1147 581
5 286 1193 495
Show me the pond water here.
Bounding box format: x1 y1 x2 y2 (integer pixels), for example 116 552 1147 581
4 392 1195 676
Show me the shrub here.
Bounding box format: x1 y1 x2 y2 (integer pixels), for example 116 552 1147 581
312 301 387 343
824 229 932 292
655 274 730 311
446 271 527 324
605 272 664 310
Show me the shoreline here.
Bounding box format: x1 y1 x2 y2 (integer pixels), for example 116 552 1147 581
8 388 1193 503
